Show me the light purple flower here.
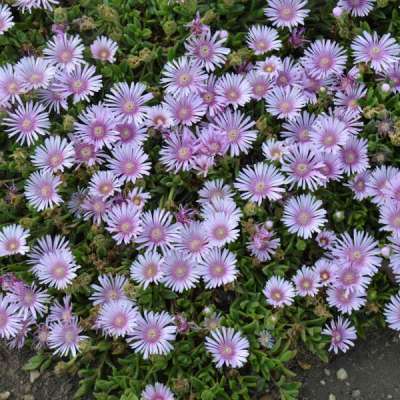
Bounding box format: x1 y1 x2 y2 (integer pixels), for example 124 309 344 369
247 225 280 262
263 276 295 308
161 56 207 97
145 105 173 131
199 248 238 289
96 300 137 338
48 317 87 357
264 0 310 29
281 111 316 144
0 224 29 257
0 64 25 106
339 136 369 175
88 171 122 199
234 162 287 205
246 71 272 100
215 73 252 109
136 209 180 253
44 33 85 72
314 258 336 286
55 63 102 103
205 327 249 368
37 85 68 114
164 93 207 126
265 86 306 120
82 195 111 225
351 31 400 73
3 101 50 146
327 286 366 314
384 293 400 331
32 136 74 173
185 30 230 72
256 55 283 79
204 211 239 247
90 274 128 305
126 187 151 210
130 251 165 288
0 295 22 339
367 166 398 206
346 171 370 200
24 170 62 211
198 179 234 205
128 311 176 358
141 383 175 400
337 0 375 17
323 317 357 354
105 82 153 125
0 4 14 35
15 56 56 91
316 230 337 250
48 295 73 323
283 194 327 239
246 25 282 55
293 266 320 296
161 250 200 292
175 222 209 261
90 36 118 63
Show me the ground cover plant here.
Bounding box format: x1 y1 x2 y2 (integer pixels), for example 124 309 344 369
1 0 400 399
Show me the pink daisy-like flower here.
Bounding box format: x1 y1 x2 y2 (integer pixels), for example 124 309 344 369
215 73 252 109
265 85 306 120
262 139 287 162
3 101 50 146
0 4 14 35
204 211 239 247
382 62 400 93
211 109 257 156
246 71 272 100
345 171 370 201
90 36 118 63
314 258 336 286
293 266 321 296
197 123 228 157
334 264 371 293
333 230 381 273
48 317 87 357
33 249 79 289
234 162 287 205
164 93 207 126
107 144 151 183
115 122 147 146
88 171 122 199
185 30 230 72
246 25 281 55
15 56 56 91
256 55 283 79
323 317 357 354
0 224 29 257
137 209 180 253
275 56 303 87
44 33 84 72
384 293 400 331
385 172 400 203
201 197 242 224
352 31 400 73
74 104 118 150
48 295 73 324
281 111 316 144
24 170 62 211
198 179 234 205
310 115 349 153
7 316 35 350
96 300 137 338
105 203 142 245
281 144 326 191
0 296 21 339
161 56 207 97
337 0 375 17
198 74 225 117
317 152 344 183
327 286 366 314
105 82 153 125
264 0 310 29
302 39 347 79
316 230 337 250
367 166 399 206
130 251 164 288
145 105 173 131
55 63 102 104
205 327 249 368
247 225 280 262
27 234 70 266
90 274 128 306
339 136 369 175
126 187 151 210
379 202 400 237
199 248 237 289
175 222 209 261
0 64 25 106
32 136 74 173
161 250 200 292
82 195 112 225
282 194 327 239
334 84 367 114
160 128 198 172
7 283 49 320
141 383 175 400
263 276 295 308
128 311 176 358
72 139 105 167
37 84 68 114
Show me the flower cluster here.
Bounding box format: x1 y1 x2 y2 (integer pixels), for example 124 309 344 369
1 0 400 398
